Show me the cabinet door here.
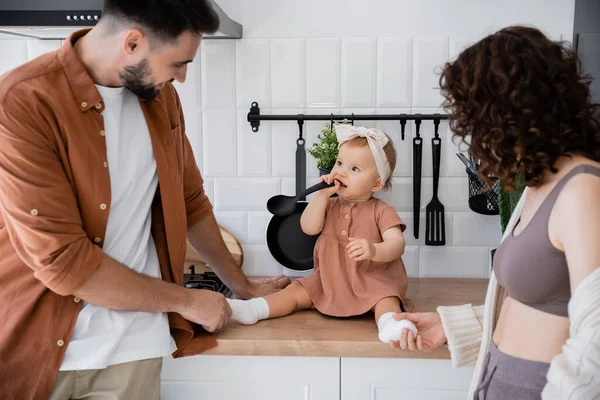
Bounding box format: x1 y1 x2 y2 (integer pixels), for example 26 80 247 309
342 358 474 400
161 355 340 400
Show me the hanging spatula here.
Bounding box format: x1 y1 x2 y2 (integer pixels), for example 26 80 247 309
426 116 446 246
413 116 423 239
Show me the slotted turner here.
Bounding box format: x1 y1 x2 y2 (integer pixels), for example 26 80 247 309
426 116 446 246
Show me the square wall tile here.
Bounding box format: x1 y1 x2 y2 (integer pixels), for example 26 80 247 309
202 109 237 177
241 245 284 277
174 50 202 111
376 108 412 177
403 246 420 278
248 212 272 244
184 110 203 170
412 36 449 107
238 110 271 176
306 38 341 108
271 39 306 108
341 38 377 108
0 40 28 75
377 37 412 108
26 40 61 60
214 178 280 211
203 178 215 205
214 212 248 244
375 178 413 212
420 247 489 278
201 41 236 109
236 39 271 109
449 35 481 60
453 213 502 246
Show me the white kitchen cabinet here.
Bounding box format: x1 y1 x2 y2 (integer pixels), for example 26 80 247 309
341 358 474 400
161 355 340 400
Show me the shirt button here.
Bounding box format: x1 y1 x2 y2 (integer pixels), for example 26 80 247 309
73 297 81 303
57 340 65 347
103 161 108 168
100 130 106 136
94 237 101 243
95 103 102 109
100 203 107 210
81 102 87 108
341 230 347 236
345 215 349 219
30 209 39 216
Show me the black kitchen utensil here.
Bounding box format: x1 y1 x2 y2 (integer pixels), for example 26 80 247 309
296 117 306 201
413 116 423 239
456 153 479 177
267 181 334 216
266 116 320 271
425 116 446 246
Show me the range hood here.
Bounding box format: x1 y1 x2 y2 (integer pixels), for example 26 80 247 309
0 0 242 40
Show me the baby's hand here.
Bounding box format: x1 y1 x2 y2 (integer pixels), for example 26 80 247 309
346 237 376 261
318 174 340 197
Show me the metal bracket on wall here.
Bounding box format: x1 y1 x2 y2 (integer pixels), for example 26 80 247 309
249 102 261 132
247 102 448 136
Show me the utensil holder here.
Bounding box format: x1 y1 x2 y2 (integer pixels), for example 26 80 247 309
468 174 500 215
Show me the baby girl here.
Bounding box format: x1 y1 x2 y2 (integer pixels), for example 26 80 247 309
227 124 417 346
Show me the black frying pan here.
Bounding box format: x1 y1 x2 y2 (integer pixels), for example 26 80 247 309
266 118 321 271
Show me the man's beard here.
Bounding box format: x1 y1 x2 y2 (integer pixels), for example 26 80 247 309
119 59 159 101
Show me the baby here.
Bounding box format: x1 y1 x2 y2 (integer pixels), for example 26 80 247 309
228 124 417 346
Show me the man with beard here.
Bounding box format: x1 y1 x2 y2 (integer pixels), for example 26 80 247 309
0 1 290 399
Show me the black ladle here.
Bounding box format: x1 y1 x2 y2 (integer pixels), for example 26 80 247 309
267 181 335 216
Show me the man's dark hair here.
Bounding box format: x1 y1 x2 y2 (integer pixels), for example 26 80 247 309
102 0 220 42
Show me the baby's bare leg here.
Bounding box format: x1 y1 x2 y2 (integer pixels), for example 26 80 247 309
265 281 313 318
227 281 313 325
374 297 417 344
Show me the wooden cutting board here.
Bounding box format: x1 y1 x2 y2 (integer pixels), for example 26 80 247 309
184 226 243 274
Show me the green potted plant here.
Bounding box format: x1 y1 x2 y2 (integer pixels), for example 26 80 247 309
307 120 350 176
499 174 525 234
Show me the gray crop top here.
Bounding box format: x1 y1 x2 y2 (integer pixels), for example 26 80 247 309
493 165 600 317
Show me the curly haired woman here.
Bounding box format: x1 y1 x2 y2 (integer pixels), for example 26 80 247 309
393 26 600 400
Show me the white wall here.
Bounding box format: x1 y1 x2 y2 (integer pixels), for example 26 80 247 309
0 0 575 279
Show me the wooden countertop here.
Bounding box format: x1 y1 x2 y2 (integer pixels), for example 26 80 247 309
204 278 489 359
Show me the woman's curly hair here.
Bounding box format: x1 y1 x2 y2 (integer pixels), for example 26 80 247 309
440 25 600 190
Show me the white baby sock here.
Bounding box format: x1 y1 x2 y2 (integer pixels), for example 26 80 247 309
227 298 270 325
377 312 418 343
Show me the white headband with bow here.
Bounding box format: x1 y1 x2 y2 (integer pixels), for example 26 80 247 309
335 124 392 185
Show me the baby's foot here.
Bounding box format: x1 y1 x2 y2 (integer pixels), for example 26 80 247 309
227 298 270 325
377 312 418 343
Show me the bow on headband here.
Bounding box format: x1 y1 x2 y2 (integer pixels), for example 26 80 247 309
335 124 392 185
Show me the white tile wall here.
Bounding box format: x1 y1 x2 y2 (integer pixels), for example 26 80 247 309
236 39 271 109
412 37 449 108
9 23 571 279
201 41 236 109
377 37 412 108
271 39 306 108
202 109 237 177
341 38 377 108
306 38 341 108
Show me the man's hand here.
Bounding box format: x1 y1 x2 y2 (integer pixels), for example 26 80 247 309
389 312 447 352
347 237 376 261
235 275 291 299
178 289 232 332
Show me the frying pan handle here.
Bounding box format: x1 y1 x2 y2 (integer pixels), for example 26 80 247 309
296 117 306 200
